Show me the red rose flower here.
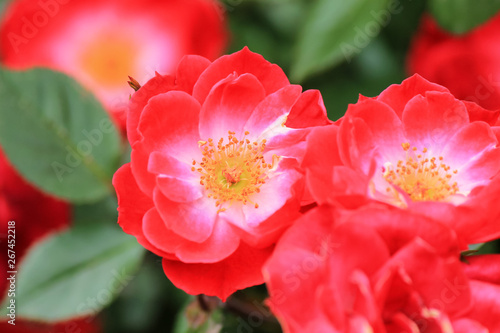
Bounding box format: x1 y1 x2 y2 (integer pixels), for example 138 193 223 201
0 149 69 298
302 74 500 246
408 14 500 111
0 0 228 129
264 205 500 332
113 47 331 300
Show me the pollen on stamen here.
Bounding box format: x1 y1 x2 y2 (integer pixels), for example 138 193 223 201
383 143 459 202
193 130 278 212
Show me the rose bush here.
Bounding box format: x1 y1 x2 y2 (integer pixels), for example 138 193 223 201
0 0 227 129
408 14 500 111
302 74 500 247
113 47 332 300
264 205 500 333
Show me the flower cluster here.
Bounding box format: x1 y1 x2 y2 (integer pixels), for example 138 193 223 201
115 47 500 331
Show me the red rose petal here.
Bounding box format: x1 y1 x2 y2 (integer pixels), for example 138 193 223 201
285 89 332 129
162 242 272 301
377 74 449 118
112 164 173 258
192 47 289 104
344 98 406 163
199 73 266 140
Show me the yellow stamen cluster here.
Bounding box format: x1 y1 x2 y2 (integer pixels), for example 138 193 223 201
192 131 278 212
383 142 459 201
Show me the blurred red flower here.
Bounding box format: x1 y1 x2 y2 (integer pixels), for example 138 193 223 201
0 0 228 129
0 149 69 299
408 14 500 112
113 47 331 300
302 74 500 247
0 318 100 333
264 205 500 333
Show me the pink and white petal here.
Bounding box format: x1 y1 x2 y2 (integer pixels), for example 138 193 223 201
131 91 201 195
175 55 212 94
376 74 449 118
345 99 406 163
153 188 217 243
156 177 203 202
199 73 266 140
453 147 500 191
163 242 273 301
241 166 303 227
264 129 309 161
218 203 246 230
137 91 201 162
369 171 407 206
285 89 332 129
244 85 302 136
441 122 498 171
143 207 239 264
226 199 301 248
192 47 289 104
175 217 240 264
148 151 200 181
402 91 469 152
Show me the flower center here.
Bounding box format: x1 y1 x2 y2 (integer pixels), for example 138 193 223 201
79 32 138 87
192 131 279 212
382 142 459 202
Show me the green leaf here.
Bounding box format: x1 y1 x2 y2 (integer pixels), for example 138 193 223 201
291 0 393 82
429 0 500 34
0 67 121 203
103 254 190 332
0 0 9 13
1 199 145 321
